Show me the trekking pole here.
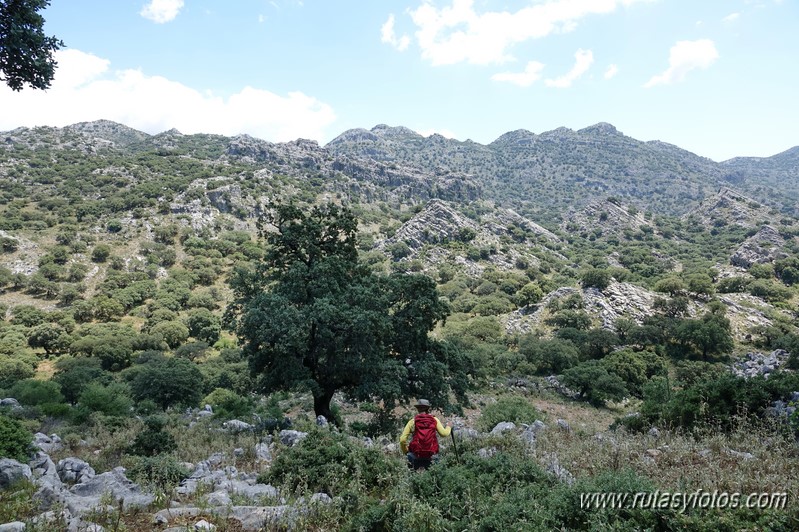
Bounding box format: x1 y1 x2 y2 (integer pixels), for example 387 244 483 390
450 427 461 464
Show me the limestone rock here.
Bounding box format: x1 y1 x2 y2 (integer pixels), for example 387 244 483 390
0 459 32 489
453 427 480 440
194 520 216 531
30 452 58 480
206 491 232 507
686 188 774 229
545 455 574 486
725 449 755 461
68 467 154 511
505 282 661 334
0 398 22 410
490 422 516 435
732 349 790 379
731 225 788 268
57 457 96 484
279 430 308 447
255 443 272 462
34 433 62 454
310 493 332 504
562 198 656 240
223 419 254 433
478 447 498 459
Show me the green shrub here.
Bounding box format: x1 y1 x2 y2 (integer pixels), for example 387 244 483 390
128 416 177 456
91 244 111 263
9 379 64 406
184 309 221 344
78 382 133 417
748 279 793 302
150 320 189 349
130 357 203 410
405 442 552 530
52 356 111 404
264 429 404 495
10 305 46 327
717 276 750 293
201 388 253 420
0 357 36 389
0 415 33 461
637 372 799 431
580 267 611 291
561 360 628 406
518 336 579 375
545 310 592 330
0 478 44 525
174 341 210 361
126 454 190 493
478 396 542 431
601 348 667 397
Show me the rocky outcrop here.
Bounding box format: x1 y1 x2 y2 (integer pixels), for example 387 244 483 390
717 294 774 339
685 187 774 228
331 156 480 203
582 283 664 329
0 229 41 275
730 225 788 268
731 349 791 378
504 282 664 335
562 198 656 239
0 459 32 489
206 184 264 218
381 200 479 252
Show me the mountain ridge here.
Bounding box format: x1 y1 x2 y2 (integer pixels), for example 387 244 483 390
4 119 799 219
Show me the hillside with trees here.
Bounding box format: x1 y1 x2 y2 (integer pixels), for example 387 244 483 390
1 121 798 530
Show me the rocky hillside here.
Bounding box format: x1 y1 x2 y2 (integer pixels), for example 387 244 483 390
327 122 799 221
722 146 799 209
1 119 799 531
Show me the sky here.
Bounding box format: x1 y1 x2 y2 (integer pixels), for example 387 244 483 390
0 0 796 162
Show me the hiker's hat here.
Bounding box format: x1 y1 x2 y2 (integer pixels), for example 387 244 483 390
415 399 431 408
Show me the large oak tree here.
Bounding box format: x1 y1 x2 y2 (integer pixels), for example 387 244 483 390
227 204 471 421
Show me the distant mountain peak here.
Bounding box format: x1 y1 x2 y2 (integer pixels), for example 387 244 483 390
326 128 379 145
540 126 574 139
63 120 150 146
370 124 423 139
579 122 621 136
490 129 537 147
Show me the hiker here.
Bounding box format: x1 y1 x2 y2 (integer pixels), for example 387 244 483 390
399 399 452 470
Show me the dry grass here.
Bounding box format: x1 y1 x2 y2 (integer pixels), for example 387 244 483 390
533 414 799 499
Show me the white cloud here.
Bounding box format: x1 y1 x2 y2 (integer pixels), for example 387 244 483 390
644 39 718 88
381 14 411 51
545 49 593 88
722 12 740 23
140 0 184 23
604 63 619 79
0 49 337 143
491 61 546 87
406 0 650 66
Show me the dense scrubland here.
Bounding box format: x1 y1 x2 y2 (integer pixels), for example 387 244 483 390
1 122 798 529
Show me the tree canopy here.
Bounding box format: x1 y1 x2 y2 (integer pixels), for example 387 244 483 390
227 203 471 421
0 0 63 91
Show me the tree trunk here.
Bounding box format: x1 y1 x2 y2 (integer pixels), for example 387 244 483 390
313 389 336 424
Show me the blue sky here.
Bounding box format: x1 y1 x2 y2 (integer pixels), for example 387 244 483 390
0 0 796 161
